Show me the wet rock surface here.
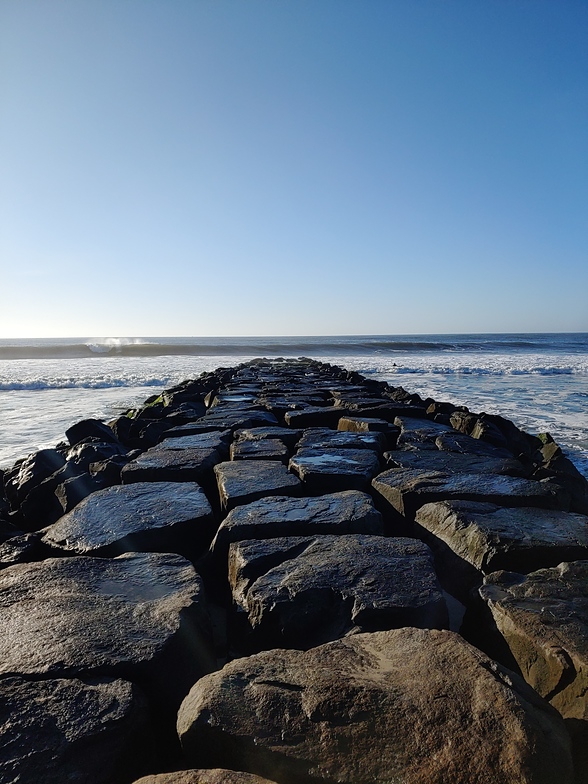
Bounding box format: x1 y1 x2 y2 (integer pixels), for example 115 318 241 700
210 491 383 561
0 676 151 784
1 357 586 783
41 481 215 558
228 535 447 649
178 628 574 784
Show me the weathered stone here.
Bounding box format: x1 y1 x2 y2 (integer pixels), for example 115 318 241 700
394 416 454 449
3 448 67 509
479 562 588 779
296 428 387 454
158 430 232 452
65 418 122 448
229 535 447 649
42 481 214 557
435 431 515 458
284 406 346 429
230 439 290 463
202 410 279 432
0 531 46 568
386 448 527 477
132 771 278 784
234 426 302 450
210 491 383 561
372 468 570 520
178 628 573 784
414 501 588 599
0 676 150 784
337 415 398 435
55 471 106 513
289 448 381 492
121 445 223 485
214 461 301 512
0 552 214 711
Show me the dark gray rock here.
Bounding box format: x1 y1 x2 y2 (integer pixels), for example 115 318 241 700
202 410 279 432
65 418 122 448
178 628 573 784
229 534 447 650
158 430 232 451
289 448 381 492
210 491 383 561
0 532 46 568
435 431 515 459
414 501 588 599
42 481 214 558
55 471 106 514
394 417 454 450
0 552 214 711
296 428 387 454
386 448 527 477
0 676 150 784
230 439 289 463
337 415 398 434
121 444 223 485
3 449 67 509
233 426 302 450
372 468 570 520
214 461 301 512
133 771 279 784
284 406 346 429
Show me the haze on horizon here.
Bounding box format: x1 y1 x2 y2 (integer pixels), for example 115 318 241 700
1 1 586 339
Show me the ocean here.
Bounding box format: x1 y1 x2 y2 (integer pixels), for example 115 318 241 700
1 333 586 479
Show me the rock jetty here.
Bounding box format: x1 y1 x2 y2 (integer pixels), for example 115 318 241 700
0 358 586 784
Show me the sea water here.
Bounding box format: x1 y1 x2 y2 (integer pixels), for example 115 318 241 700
0 334 586 479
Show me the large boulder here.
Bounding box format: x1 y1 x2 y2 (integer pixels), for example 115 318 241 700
372 468 570 520
230 439 290 463
210 491 383 561
386 448 527 477
132 771 278 784
228 535 447 650
41 481 215 558
0 552 215 712
0 676 150 784
121 444 224 486
178 628 573 784
214 461 301 512
289 448 380 492
296 428 387 454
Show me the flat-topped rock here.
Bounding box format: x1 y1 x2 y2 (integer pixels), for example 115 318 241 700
386 448 527 476
0 552 214 711
234 426 302 450
229 535 447 649
214 460 301 512
435 431 515 458
158 430 232 454
0 676 149 784
416 500 588 585
296 428 387 454
178 628 573 784
337 415 398 435
133 772 279 784
202 410 279 431
210 491 383 561
395 416 455 449
121 444 223 484
41 481 215 558
289 447 381 492
372 468 570 520
284 406 346 429
230 439 289 463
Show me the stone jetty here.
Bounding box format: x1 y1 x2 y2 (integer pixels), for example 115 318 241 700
0 358 587 784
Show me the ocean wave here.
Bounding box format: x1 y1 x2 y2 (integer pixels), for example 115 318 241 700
0 377 174 392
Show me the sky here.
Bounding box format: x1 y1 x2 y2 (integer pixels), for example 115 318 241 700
0 0 587 338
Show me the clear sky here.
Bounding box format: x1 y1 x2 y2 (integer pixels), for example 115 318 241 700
1 0 586 338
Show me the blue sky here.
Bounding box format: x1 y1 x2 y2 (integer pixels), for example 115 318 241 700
1 0 586 337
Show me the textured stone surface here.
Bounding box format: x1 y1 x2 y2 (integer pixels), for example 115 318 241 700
372 468 569 520
133 770 278 784
41 481 215 557
414 501 588 596
230 439 289 463
0 676 150 784
0 553 214 710
233 426 302 450
178 628 573 784
289 448 380 492
284 407 346 428
214 461 301 512
387 448 526 477
394 417 454 449
479 562 588 718
121 445 223 484
229 535 447 649
296 428 387 454
210 491 383 560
